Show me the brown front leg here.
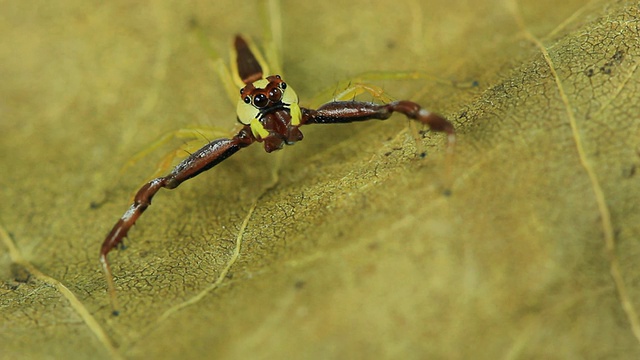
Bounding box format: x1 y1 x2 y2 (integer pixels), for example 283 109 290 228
100 127 255 315
301 100 455 191
300 100 454 149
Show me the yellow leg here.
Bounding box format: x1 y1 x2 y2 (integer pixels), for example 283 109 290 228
119 0 282 176
190 20 239 105
259 0 283 77
331 82 394 103
118 126 231 178
307 70 476 109
118 0 284 188
192 0 283 96
305 70 471 159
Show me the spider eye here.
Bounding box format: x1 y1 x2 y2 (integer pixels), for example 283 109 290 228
243 96 251 104
253 93 268 108
268 87 282 102
280 82 287 90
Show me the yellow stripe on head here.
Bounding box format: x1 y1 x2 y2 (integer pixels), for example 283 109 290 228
250 118 270 139
290 103 302 126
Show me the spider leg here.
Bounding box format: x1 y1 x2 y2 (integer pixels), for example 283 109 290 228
332 83 393 104
258 0 283 77
301 100 455 152
118 126 231 183
307 71 476 109
100 126 255 315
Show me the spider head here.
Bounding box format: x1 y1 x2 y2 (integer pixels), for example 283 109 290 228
236 75 299 125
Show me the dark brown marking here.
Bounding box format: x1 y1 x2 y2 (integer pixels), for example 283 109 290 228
234 35 263 84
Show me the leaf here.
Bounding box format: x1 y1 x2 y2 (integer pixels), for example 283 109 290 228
1 0 640 358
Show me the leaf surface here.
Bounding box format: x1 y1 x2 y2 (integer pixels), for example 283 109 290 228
1 0 639 358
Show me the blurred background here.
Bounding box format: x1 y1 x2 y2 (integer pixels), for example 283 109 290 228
1 0 639 358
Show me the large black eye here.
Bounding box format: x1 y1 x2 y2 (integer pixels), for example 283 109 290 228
253 93 268 108
268 87 282 102
243 96 251 104
279 82 287 90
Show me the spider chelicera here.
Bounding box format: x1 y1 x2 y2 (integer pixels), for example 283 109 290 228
100 35 455 315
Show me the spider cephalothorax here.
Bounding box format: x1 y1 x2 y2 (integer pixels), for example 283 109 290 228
237 74 303 152
99 35 455 315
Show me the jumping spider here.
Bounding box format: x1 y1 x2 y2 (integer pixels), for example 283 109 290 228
100 35 455 315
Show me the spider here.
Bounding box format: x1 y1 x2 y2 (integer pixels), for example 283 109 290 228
100 35 455 315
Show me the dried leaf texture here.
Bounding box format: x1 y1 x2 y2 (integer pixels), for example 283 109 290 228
1 0 639 359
